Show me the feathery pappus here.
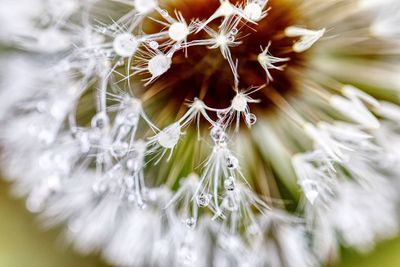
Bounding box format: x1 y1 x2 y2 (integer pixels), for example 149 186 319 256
1 0 400 266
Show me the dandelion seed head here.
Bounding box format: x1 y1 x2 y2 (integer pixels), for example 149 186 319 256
2 0 400 266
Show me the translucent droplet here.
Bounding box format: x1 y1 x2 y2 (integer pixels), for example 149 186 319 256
134 0 157 14
210 125 225 142
305 188 319 205
245 113 257 126
157 123 181 149
113 33 139 58
216 110 226 119
244 3 263 21
196 193 211 207
160 9 169 17
185 217 196 229
231 28 238 35
226 155 239 169
169 22 189 42
148 54 172 78
301 179 319 205
223 196 238 212
224 176 235 191
91 112 109 129
149 41 159 49
99 27 107 34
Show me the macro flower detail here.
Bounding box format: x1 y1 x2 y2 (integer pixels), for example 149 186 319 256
1 0 400 267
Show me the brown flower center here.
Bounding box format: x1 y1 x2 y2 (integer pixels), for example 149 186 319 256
134 0 305 121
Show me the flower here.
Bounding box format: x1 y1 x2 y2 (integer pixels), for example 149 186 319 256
1 0 400 266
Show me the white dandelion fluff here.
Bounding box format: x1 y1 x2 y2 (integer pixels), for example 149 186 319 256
1 0 400 266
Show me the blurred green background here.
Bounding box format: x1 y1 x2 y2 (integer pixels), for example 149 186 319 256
1 178 399 267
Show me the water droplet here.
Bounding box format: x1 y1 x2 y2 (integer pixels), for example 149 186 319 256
91 112 109 129
134 0 157 14
301 179 319 205
148 54 172 78
226 155 239 169
305 188 319 205
224 176 235 191
210 125 225 142
160 9 169 17
217 110 226 119
245 113 257 126
196 193 211 207
185 217 196 229
222 196 238 211
169 22 189 42
157 123 181 149
231 28 238 35
113 33 139 58
244 3 263 21
149 41 159 49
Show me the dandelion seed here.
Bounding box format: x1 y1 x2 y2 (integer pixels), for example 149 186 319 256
329 85 380 129
195 0 240 32
285 26 325 53
258 41 290 81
